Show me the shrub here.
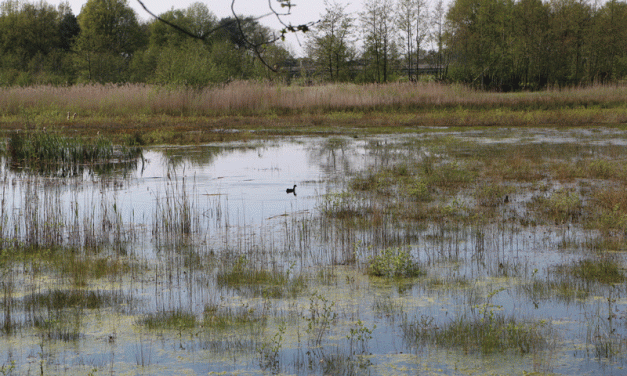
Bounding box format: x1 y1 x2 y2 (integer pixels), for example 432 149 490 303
367 247 422 278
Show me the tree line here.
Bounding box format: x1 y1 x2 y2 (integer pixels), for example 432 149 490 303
1 0 626 90
0 0 290 86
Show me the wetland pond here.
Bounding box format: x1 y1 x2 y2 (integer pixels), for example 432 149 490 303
1 128 627 375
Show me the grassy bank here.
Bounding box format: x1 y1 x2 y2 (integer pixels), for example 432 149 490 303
1 82 627 144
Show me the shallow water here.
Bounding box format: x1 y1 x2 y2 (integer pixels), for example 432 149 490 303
1 129 627 375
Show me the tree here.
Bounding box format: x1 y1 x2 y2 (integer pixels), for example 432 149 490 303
305 0 355 81
0 0 80 84
396 0 429 81
215 16 272 48
74 0 144 82
149 2 217 48
0 1 60 68
511 0 550 88
76 0 142 55
431 0 447 81
359 0 399 83
59 10 80 51
588 0 627 82
137 0 314 73
547 0 591 85
446 0 515 89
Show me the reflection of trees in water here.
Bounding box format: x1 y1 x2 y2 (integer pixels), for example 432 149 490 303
310 137 426 178
8 159 142 179
5 152 142 179
162 144 262 170
310 137 358 178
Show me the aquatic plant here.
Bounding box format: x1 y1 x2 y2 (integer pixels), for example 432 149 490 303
346 320 375 355
531 188 582 224
305 292 337 347
216 256 306 298
140 309 197 330
202 302 264 330
257 322 285 373
367 247 422 278
6 130 141 169
403 289 553 355
561 258 625 285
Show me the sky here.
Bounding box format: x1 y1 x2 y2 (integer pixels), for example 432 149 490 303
50 0 364 56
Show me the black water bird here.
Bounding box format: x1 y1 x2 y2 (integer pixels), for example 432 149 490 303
286 184 297 194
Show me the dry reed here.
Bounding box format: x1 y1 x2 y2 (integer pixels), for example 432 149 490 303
2 82 627 117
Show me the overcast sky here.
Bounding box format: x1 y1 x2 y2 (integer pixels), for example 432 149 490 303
50 0 369 56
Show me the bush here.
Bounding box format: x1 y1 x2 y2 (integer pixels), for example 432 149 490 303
367 247 422 278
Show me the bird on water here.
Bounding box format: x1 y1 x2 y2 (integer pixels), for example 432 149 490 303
286 184 297 194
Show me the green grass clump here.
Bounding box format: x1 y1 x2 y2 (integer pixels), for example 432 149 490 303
443 314 548 354
408 179 431 202
589 188 627 234
402 312 551 355
321 192 365 219
426 161 476 189
216 256 306 298
531 189 582 224
475 182 511 207
202 302 264 330
367 247 422 278
141 309 197 330
23 289 124 310
570 258 625 284
521 279 590 303
6 130 141 168
586 159 623 180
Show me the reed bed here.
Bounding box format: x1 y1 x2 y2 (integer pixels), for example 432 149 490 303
1 82 627 117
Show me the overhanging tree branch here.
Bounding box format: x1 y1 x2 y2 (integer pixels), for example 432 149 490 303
136 0 318 73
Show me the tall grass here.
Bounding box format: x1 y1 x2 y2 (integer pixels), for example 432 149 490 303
5 129 142 177
2 82 627 118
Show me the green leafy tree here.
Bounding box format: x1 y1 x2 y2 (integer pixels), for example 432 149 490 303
74 0 144 82
0 1 55 73
215 16 272 49
149 2 217 48
305 0 355 82
511 0 550 89
251 42 295 81
547 0 591 85
58 15 79 49
152 38 248 86
0 0 81 84
588 0 627 82
447 0 515 89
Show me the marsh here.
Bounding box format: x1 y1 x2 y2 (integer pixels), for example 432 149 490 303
0 128 626 375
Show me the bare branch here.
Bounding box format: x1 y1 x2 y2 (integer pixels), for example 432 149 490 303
136 0 318 74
